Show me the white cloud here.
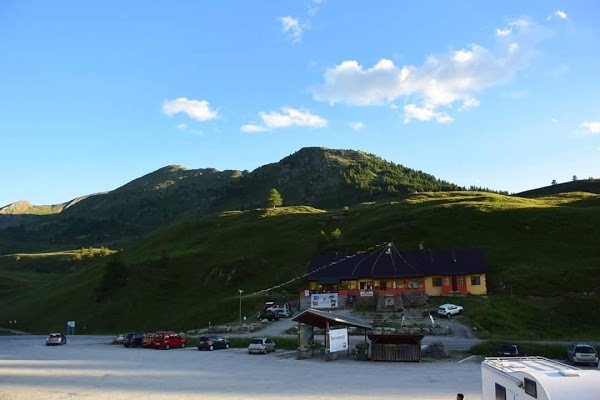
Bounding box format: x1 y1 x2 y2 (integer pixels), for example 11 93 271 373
458 98 480 112
547 10 568 21
555 10 568 20
453 49 473 63
403 104 452 124
580 121 600 134
162 98 218 122
496 27 512 36
551 118 558 123
348 121 365 131
279 16 302 43
241 107 327 132
176 123 188 130
311 17 544 123
307 0 323 16
240 124 267 133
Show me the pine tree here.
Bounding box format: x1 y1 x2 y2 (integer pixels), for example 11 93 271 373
267 188 283 209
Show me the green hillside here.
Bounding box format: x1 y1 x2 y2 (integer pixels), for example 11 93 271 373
1 191 599 340
516 178 600 198
0 147 462 253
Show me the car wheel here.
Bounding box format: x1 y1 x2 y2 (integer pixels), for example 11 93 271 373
225 343 230 349
181 342 186 348
263 348 267 355
594 362 598 367
272 346 276 352
166 344 170 350
209 345 214 351
197 346 202 351
447 313 451 318
458 310 463 315
124 344 129 348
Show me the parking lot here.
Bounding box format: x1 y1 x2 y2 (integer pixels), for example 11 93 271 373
0 335 483 400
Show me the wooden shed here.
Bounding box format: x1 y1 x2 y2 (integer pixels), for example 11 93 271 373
368 334 425 362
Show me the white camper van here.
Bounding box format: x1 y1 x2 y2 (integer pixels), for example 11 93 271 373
264 302 291 317
481 357 600 400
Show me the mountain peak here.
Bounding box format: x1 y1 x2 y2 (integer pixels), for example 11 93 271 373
0 200 33 214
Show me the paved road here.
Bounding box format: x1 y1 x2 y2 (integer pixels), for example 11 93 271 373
0 335 485 400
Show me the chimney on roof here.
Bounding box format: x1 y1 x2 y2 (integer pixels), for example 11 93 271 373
419 241 425 250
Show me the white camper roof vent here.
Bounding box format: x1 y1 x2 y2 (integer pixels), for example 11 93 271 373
559 369 580 377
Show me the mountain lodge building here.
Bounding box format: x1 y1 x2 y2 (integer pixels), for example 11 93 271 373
305 243 487 298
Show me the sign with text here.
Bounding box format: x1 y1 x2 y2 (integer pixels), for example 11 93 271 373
310 293 338 309
67 321 75 328
328 327 348 352
359 291 374 297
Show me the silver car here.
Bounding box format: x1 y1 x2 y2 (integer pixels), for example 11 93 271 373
567 343 599 366
248 337 276 354
46 333 67 346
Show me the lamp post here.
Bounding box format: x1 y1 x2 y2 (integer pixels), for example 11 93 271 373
238 289 243 326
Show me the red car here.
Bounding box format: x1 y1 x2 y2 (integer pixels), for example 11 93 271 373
153 331 187 350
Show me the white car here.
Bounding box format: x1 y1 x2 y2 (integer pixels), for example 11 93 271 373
248 337 276 354
437 303 463 318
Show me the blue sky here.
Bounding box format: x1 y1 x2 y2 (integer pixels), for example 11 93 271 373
1 1 599 207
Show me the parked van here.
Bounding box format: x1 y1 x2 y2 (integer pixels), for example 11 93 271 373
481 357 600 400
264 302 290 314
153 331 187 350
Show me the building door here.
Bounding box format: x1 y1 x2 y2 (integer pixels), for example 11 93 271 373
380 281 386 291
451 276 458 292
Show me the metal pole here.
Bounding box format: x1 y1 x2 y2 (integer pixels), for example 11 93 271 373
239 289 243 326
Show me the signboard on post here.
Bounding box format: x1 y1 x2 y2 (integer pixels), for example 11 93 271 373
67 321 75 335
310 293 338 309
328 327 348 353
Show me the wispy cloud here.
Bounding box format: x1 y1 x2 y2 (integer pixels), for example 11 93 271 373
162 98 218 122
241 107 327 132
403 104 452 124
307 0 324 16
555 10 568 20
580 121 600 135
311 17 547 123
496 27 512 36
347 121 365 131
458 98 480 112
176 123 188 130
279 16 303 44
547 10 568 21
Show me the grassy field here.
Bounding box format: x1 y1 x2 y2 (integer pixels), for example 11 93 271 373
0 191 599 341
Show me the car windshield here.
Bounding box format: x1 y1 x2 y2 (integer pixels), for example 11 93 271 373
499 345 515 352
250 339 263 344
575 346 595 353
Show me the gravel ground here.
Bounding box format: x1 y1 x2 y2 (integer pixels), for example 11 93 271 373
0 335 483 400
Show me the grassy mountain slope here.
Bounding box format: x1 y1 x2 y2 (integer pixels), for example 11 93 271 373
1 191 599 339
0 147 461 253
516 178 600 198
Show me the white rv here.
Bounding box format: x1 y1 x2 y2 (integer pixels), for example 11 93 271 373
481 357 600 400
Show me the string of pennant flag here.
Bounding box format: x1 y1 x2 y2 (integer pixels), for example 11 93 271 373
247 241 390 297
